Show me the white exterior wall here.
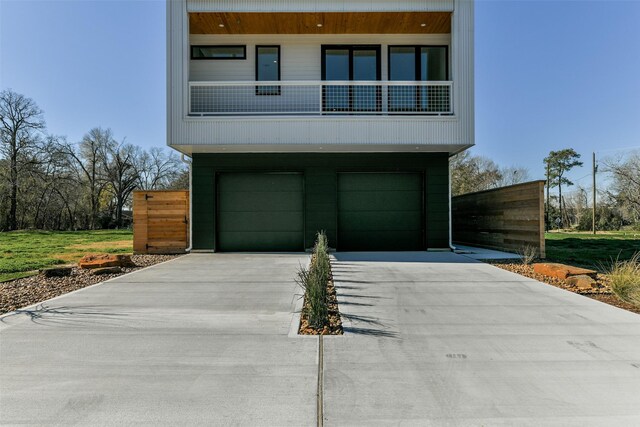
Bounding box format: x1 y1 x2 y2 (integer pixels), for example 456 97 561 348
189 34 450 82
168 0 474 154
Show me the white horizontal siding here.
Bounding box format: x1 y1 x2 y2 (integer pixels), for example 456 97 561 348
168 0 475 153
171 117 469 150
189 34 450 82
187 0 454 13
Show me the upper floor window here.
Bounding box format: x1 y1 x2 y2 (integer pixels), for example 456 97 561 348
389 46 448 81
388 46 449 112
191 45 246 60
256 45 280 95
321 45 381 112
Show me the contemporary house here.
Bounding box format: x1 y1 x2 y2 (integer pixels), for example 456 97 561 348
167 0 474 252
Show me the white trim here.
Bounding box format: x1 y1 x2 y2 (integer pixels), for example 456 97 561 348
188 0 454 13
180 154 193 252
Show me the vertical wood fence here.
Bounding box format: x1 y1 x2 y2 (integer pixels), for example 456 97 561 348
452 181 546 257
133 190 189 254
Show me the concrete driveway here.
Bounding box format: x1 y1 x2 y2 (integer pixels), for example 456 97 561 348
0 254 316 426
325 252 640 426
2 252 640 426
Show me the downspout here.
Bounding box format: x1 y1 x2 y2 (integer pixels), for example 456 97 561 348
449 156 456 251
181 154 193 252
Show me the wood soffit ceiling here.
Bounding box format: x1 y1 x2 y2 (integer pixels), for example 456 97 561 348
189 12 452 35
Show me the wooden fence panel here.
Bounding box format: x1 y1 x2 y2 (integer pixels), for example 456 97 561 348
133 190 189 254
452 181 545 257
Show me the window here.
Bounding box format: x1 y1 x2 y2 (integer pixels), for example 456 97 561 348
256 46 280 95
388 46 448 112
321 45 381 112
191 45 246 60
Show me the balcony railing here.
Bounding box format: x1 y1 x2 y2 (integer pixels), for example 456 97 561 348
188 81 452 116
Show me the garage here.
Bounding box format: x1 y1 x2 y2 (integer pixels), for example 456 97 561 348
337 172 424 251
217 172 304 251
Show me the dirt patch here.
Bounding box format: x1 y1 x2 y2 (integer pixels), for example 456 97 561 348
487 260 640 315
55 240 133 262
0 255 181 315
67 240 132 251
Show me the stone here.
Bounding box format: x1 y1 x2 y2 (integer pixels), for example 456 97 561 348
533 263 597 280
90 266 123 275
78 254 136 269
40 267 72 278
565 274 597 290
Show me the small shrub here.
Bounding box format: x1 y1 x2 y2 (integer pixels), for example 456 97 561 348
607 252 640 307
519 245 538 265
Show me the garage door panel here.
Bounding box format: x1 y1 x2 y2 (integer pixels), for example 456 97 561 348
338 173 422 191
219 191 303 212
218 173 303 192
218 232 303 252
339 231 423 251
217 173 304 251
339 211 422 231
338 173 423 251
218 211 304 232
338 191 423 212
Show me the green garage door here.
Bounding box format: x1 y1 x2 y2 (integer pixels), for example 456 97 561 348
217 173 304 251
338 173 424 251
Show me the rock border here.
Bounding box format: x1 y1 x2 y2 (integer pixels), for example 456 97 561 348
0 254 183 315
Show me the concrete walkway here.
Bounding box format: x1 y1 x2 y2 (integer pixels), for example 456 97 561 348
0 254 316 426
325 252 640 426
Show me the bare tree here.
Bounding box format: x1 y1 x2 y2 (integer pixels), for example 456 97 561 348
102 141 140 228
451 152 503 196
62 128 114 229
497 166 530 187
136 147 184 190
0 89 45 230
604 151 640 224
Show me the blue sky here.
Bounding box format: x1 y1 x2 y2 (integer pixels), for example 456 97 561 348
1 0 639 189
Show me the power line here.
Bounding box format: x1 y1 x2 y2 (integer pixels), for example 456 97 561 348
594 145 640 154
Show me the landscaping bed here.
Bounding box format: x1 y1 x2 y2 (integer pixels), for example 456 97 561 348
0 254 181 315
297 232 343 335
487 260 640 315
299 271 343 335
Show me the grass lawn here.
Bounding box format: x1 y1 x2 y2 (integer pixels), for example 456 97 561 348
545 230 640 271
0 230 133 282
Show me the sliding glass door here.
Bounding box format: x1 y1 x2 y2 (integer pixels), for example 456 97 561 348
389 46 448 112
322 45 381 113
323 48 350 111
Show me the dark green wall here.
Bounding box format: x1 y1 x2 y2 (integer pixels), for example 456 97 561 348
191 153 450 251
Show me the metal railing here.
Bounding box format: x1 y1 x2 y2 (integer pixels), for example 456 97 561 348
188 80 453 116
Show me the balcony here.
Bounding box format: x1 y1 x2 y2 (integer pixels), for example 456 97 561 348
188 81 452 116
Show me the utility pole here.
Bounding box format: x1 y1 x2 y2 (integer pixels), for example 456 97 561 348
592 152 597 235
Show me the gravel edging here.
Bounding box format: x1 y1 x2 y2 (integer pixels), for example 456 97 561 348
0 255 183 315
487 260 640 315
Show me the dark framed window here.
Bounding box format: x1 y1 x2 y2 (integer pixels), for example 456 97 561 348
388 45 449 112
321 45 381 112
255 45 281 95
191 45 246 60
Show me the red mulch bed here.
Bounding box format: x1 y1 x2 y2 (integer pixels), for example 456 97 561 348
487 261 640 315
